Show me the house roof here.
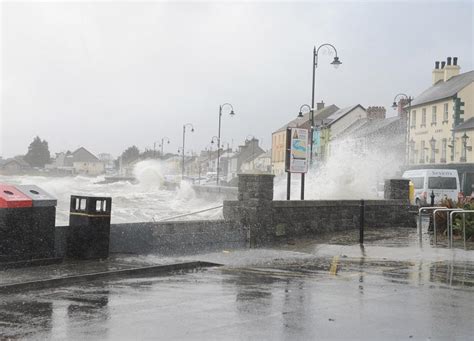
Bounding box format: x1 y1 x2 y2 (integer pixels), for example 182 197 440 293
1 157 30 168
411 70 474 107
356 117 403 138
325 104 365 126
274 105 339 133
453 117 474 131
242 150 265 164
72 147 100 162
335 116 405 148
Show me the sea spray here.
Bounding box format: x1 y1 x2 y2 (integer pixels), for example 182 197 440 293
0 160 224 225
274 136 403 200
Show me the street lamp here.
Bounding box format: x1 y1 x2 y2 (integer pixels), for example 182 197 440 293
154 137 170 158
158 137 170 157
297 104 312 120
181 123 194 180
310 43 342 164
295 104 313 200
392 93 412 165
216 103 235 185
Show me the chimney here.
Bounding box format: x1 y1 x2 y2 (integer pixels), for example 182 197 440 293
441 61 446 69
316 101 325 110
432 61 444 85
444 56 461 82
366 106 386 120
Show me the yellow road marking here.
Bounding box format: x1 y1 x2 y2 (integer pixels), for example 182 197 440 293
329 256 340 275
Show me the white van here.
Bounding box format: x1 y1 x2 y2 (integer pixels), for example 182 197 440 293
402 169 460 205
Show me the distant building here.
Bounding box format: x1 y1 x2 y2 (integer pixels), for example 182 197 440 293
227 138 265 180
321 104 368 159
0 157 31 175
70 147 105 176
241 149 271 173
47 147 105 176
408 58 473 165
406 57 473 195
271 103 339 175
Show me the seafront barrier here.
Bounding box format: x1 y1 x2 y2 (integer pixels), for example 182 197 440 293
2 174 416 263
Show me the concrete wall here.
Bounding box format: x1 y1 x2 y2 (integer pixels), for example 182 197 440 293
55 220 247 257
191 185 237 200
224 174 416 245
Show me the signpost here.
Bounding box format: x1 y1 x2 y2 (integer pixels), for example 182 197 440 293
285 128 309 200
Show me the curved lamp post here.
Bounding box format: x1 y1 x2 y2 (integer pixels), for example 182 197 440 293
181 123 194 180
392 93 412 165
158 136 170 157
216 103 235 185
295 104 313 200
310 43 342 164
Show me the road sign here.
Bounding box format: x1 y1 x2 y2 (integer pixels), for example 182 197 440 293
285 128 309 173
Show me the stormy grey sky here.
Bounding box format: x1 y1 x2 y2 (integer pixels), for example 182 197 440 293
1 0 473 158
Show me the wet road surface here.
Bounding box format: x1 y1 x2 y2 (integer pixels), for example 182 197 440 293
1 227 473 340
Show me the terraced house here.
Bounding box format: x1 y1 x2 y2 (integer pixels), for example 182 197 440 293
408 57 473 194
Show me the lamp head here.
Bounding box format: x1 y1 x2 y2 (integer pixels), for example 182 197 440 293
392 101 398 109
230 110 235 116
297 111 304 118
331 56 342 68
191 128 194 133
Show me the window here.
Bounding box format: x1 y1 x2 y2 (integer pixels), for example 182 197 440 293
443 103 449 122
411 110 416 127
420 140 425 163
441 139 447 162
410 177 424 189
421 108 426 127
430 139 436 163
428 177 457 190
431 106 437 125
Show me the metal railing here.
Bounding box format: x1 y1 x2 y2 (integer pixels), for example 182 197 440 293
417 207 446 245
448 210 474 250
432 208 463 246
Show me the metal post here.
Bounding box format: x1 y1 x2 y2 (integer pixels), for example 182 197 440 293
433 208 462 246
406 101 411 165
418 207 449 246
359 199 365 244
310 47 316 165
161 138 164 157
182 125 186 180
463 214 466 250
287 172 291 200
430 190 435 206
217 105 222 186
300 173 305 200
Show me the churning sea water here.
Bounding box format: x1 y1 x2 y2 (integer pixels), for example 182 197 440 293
0 160 223 226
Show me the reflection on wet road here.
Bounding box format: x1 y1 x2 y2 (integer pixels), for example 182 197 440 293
1 228 473 340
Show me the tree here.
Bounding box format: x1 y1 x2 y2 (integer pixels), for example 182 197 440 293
140 148 155 159
120 145 140 165
24 136 51 167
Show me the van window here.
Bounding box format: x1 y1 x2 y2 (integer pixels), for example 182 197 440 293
410 177 424 189
428 177 457 190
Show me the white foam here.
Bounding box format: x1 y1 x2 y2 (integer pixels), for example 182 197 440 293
274 136 402 200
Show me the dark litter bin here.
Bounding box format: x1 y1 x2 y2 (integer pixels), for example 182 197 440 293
16 185 57 259
0 183 33 262
67 195 112 260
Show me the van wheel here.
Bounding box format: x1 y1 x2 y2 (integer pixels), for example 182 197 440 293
415 198 421 207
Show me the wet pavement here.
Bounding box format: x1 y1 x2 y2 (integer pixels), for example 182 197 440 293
1 225 473 340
